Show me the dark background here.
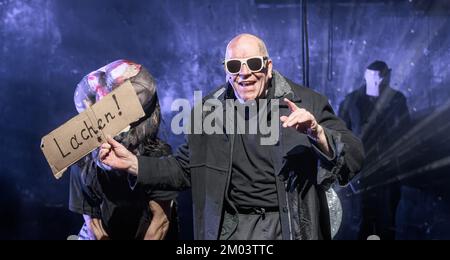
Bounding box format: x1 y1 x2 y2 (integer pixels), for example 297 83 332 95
0 0 449 239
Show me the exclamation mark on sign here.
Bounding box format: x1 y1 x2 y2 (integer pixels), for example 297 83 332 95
112 94 122 116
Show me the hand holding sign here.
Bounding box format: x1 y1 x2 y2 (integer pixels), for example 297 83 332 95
99 136 139 176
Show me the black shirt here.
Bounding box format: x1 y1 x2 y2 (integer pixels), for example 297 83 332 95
229 97 278 210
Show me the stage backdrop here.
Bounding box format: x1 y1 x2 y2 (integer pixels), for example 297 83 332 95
0 0 449 239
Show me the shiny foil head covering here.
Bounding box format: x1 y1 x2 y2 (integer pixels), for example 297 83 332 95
74 60 161 156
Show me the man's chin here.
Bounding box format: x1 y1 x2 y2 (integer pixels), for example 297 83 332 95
240 95 257 102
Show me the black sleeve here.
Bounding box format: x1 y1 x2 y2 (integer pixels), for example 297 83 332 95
312 94 365 188
128 172 179 201
69 159 103 218
127 139 181 200
146 190 178 201
136 138 192 191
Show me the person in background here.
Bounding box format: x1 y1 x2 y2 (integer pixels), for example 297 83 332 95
339 60 411 240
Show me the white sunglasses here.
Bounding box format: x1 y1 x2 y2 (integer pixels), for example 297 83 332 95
223 56 268 75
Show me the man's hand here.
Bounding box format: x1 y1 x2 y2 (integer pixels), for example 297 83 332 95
99 136 139 176
280 98 331 157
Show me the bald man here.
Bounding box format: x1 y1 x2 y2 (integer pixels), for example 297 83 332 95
99 34 364 240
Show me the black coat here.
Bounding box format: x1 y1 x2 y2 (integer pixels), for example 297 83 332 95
338 85 410 158
136 71 365 240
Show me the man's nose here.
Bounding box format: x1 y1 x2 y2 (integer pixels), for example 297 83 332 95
239 63 251 76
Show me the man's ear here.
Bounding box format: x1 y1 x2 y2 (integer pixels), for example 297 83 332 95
267 59 273 79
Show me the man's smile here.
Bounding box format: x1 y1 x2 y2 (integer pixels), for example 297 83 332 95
238 80 257 87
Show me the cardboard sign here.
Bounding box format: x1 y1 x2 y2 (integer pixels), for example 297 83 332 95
41 81 145 179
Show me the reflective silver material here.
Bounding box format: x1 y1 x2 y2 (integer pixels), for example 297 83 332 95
326 188 343 239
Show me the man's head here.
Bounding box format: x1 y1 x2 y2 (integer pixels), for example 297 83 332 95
224 34 273 102
364 60 391 96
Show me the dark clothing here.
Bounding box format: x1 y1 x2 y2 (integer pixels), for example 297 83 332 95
339 86 410 157
339 85 410 240
136 71 365 240
227 96 279 238
230 102 278 209
69 142 177 240
220 211 282 240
